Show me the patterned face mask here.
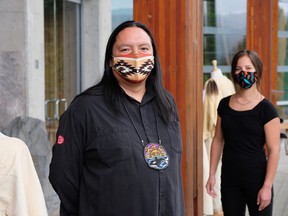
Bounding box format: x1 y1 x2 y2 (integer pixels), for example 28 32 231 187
235 71 257 89
112 55 154 84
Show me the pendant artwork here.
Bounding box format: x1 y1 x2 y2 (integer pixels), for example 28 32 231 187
144 143 169 170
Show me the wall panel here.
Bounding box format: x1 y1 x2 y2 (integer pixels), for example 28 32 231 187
134 0 203 215
246 0 278 103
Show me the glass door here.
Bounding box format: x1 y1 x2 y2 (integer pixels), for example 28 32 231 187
44 0 81 143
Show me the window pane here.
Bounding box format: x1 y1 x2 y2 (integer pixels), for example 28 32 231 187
204 34 246 66
44 0 81 143
204 0 246 29
278 1 288 118
111 0 133 30
203 0 246 83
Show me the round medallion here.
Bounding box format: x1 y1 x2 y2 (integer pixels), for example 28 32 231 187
144 143 169 170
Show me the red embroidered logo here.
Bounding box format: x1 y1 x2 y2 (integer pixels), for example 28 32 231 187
57 135 65 144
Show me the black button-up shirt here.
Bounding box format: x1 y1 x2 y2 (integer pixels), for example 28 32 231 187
49 86 184 216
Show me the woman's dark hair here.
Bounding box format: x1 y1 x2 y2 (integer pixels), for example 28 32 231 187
231 49 263 87
79 20 176 123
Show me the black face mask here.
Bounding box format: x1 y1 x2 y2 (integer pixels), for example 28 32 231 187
235 71 257 89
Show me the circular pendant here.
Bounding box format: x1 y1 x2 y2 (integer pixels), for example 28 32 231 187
144 143 169 170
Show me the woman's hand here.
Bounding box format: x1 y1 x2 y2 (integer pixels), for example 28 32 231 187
257 185 272 211
206 175 217 198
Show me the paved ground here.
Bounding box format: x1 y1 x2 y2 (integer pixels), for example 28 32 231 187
272 137 288 216
245 137 288 216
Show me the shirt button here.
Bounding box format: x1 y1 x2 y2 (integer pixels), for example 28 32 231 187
161 193 165 198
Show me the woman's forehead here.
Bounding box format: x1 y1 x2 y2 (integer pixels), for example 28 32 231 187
237 56 253 66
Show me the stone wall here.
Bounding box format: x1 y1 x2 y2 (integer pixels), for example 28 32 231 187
0 52 26 130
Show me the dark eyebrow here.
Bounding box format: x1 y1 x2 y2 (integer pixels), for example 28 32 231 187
139 43 152 46
118 42 151 46
118 44 132 48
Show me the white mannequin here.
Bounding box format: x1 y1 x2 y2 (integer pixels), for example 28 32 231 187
211 60 224 79
0 133 48 215
203 60 235 216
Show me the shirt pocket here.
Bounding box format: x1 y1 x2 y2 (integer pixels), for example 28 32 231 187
168 121 182 153
96 126 133 167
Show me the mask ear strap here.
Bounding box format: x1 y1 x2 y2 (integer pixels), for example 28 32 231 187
110 57 114 67
254 72 258 80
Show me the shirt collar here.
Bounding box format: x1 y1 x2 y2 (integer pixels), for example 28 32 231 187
122 85 155 105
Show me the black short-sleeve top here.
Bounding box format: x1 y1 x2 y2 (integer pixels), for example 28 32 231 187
217 96 279 183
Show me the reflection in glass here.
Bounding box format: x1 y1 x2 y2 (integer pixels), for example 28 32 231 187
44 0 80 143
111 0 133 30
278 1 288 117
203 0 247 83
279 2 288 32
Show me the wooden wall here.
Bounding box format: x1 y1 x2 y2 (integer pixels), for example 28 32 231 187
133 0 280 215
134 0 204 215
246 0 278 103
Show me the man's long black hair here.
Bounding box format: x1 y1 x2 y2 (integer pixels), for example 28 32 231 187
78 20 176 123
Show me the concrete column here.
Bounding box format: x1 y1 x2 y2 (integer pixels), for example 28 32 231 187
26 0 45 121
0 0 45 129
81 0 112 91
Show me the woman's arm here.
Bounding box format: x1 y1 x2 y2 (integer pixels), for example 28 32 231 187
206 116 224 198
257 117 280 211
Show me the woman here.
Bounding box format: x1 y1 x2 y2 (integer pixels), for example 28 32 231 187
206 50 280 216
49 20 184 216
